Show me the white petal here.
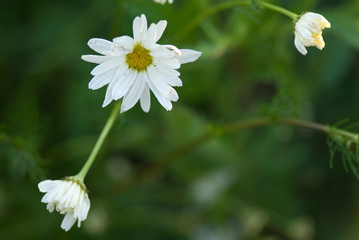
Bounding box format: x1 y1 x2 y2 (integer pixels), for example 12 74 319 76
305 12 330 28
61 182 76 207
88 68 116 90
133 14 148 42
38 180 58 193
154 20 167 42
151 46 176 59
113 36 135 50
79 196 91 221
140 84 151 112
147 81 172 110
164 75 182 87
296 26 312 43
81 55 112 64
90 57 122 76
177 49 202 64
142 23 157 48
41 186 59 203
41 193 51 204
88 38 112 54
100 61 130 91
112 69 138 100
133 16 141 41
155 66 182 86
75 191 85 217
70 188 81 209
157 64 180 76
168 88 179 102
54 182 68 202
102 80 117 107
294 34 307 55
147 66 173 110
121 71 146 113
153 57 180 69
147 66 171 96
46 202 55 212
61 212 77 232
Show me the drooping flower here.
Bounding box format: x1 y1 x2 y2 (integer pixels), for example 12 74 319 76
154 0 173 4
293 12 331 55
38 177 91 231
82 14 201 113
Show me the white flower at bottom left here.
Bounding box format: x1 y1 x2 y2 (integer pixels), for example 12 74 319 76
38 177 91 231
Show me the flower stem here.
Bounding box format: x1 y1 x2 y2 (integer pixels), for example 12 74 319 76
256 1 298 20
75 101 122 182
105 117 358 195
327 127 359 140
221 118 329 134
175 0 251 41
175 0 298 41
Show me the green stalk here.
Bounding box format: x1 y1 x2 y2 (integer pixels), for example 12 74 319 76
256 1 298 20
175 0 298 41
106 117 359 195
75 101 122 182
175 0 251 41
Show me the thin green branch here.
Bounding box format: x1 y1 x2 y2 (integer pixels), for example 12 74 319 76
175 0 298 41
175 0 251 41
75 101 122 181
256 1 298 20
328 127 359 140
105 117 358 195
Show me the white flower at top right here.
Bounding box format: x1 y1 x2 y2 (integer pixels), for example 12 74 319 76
294 12 331 55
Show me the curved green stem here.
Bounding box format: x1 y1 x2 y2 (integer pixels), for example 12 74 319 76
175 0 251 41
256 1 298 20
175 0 298 41
327 127 359 140
75 101 122 182
105 117 358 195
222 118 328 134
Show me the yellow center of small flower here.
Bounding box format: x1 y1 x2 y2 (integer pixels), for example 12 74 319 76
126 43 153 71
312 31 325 49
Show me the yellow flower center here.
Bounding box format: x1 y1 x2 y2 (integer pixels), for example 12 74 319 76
126 43 153 71
312 31 324 49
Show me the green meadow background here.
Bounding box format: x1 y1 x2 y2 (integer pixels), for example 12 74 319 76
1 0 359 239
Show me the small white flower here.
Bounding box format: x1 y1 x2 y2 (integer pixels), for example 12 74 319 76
154 0 173 4
38 177 91 231
294 12 331 55
82 14 201 113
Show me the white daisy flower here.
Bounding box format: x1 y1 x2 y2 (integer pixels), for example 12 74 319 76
154 0 173 4
82 14 201 113
294 12 331 55
38 177 91 231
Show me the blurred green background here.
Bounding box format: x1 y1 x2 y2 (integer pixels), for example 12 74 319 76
1 0 359 239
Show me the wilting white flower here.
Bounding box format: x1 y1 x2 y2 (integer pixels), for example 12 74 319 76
154 0 173 4
82 14 201 113
38 177 91 231
294 12 331 55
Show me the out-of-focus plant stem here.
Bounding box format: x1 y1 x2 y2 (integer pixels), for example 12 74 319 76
105 117 358 195
256 1 298 20
175 0 298 41
175 0 251 41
